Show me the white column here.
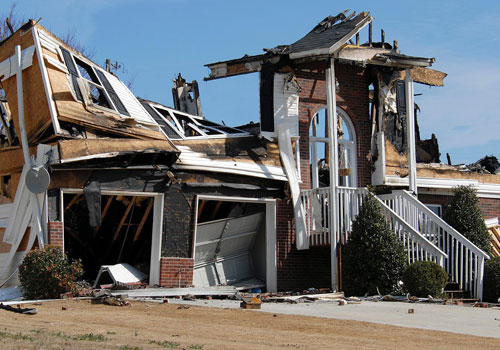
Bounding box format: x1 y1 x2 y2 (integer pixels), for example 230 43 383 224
326 59 339 291
405 68 417 195
16 45 45 247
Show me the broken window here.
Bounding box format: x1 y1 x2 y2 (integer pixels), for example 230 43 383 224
0 97 18 147
309 107 357 188
142 102 249 140
61 47 130 116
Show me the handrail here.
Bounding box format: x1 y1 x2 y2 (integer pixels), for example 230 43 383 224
379 189 488 299
384 190 489 259
370 192 448 261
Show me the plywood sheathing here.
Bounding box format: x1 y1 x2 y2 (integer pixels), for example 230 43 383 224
0 227 31 254
0 147 30 175
385 138 500 185
1 22 53 143
173 137 281 167
489 226 500 257
48 170 92 189
57 139 179 161
396 67 447 87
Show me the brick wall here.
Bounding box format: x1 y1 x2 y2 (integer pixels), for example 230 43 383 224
273 62 371 291
48 221 64 249
295 61 371 190
276 199 331 291
418 193 500 220
159 257 194 288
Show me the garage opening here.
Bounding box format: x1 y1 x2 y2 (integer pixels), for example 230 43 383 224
193 199 270 291
63 193 154 284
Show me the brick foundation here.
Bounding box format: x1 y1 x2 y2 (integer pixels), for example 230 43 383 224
159 257 194 287
48 221 64 249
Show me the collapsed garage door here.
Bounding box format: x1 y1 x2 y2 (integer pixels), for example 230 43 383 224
193 210 266 289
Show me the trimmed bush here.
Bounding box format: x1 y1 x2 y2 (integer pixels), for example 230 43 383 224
443 186 491 255
342 193 407 296
483 256 500 303
402 261 448 297
19 246 83 299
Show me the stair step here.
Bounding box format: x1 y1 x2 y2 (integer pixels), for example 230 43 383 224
444 290 464 299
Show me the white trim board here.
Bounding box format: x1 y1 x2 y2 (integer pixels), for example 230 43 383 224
385 175 500 199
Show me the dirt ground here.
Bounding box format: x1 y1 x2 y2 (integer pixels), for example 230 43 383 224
0 299 499 350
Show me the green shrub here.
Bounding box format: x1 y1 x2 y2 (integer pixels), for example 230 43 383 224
342 193 407 296
443 186 491 255
483 256 500 302
19 246 83 299
402 261 448 297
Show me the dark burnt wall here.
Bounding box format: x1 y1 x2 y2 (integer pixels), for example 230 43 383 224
161 183 282 258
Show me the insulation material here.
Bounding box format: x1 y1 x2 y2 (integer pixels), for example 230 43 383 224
83 180 101 227
273 73 299 137
277 126 309 250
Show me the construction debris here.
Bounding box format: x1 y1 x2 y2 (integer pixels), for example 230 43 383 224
240 296 262 309
0 303 37 315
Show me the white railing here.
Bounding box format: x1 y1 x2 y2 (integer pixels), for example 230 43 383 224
379 190 489 299
300 187 447 266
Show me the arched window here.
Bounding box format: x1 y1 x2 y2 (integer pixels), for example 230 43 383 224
309 107 357 188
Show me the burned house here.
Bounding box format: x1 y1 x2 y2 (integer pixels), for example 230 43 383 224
0 11 499 298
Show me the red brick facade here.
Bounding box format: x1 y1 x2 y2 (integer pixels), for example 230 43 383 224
274 62 372 290
159 257 194 288
48 221 64 249
418 193 500 221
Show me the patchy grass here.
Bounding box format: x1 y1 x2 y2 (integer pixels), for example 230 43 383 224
188 345 204 349
150 339 180 348
119 346 143 350
0 330 34 342
73 333 108 342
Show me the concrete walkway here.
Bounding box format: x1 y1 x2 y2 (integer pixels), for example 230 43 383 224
167 298 500 339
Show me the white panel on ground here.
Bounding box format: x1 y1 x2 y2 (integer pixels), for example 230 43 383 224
193 212 265 288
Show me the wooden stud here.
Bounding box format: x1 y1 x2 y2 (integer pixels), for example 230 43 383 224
133 198 153 242
94 195 114 235
381 29 385 49
113 196 136 241
64 193 82 213
197 200 206 221
356 33 359 46
209 201 223 221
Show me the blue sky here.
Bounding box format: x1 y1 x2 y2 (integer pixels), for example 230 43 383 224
6 0 500 164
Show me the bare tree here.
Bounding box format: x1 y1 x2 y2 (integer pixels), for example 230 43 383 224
0 3 24 41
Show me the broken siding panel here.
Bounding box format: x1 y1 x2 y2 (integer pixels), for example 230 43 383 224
273 73 299 137
99 70 159 126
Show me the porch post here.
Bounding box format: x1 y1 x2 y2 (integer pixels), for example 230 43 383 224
405 68 417 195
326 58 339 291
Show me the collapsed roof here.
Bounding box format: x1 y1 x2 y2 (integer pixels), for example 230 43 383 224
204 10 445 86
